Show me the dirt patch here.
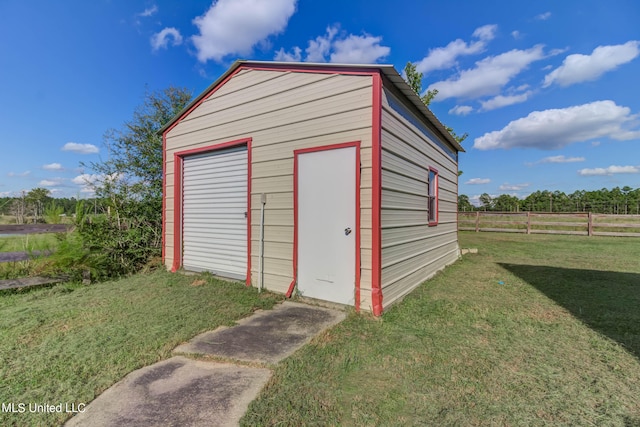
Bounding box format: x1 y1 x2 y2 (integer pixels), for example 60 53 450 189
0 224 69 235
0 250 52 263
0 276 65 291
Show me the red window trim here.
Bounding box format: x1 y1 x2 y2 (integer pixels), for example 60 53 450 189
428 167 439 226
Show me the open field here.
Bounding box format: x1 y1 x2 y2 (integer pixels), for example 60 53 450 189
0 233 59 253
459 211 640 236
0 233 61 280
0 271 282 426
243 232 640 425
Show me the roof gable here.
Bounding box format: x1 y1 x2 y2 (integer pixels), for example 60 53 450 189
159 60 463 153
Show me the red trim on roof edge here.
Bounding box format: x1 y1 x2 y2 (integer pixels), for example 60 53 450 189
246 63 382 76
371 72 383 316
171 138 252 284
159 62 386 137
163 68 244 137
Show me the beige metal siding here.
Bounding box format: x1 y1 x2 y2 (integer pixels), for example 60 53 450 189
165 69 373 299
380 88 460 309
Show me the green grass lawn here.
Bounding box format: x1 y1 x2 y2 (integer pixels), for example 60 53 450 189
243 232 640 426
0 233 61 280
0 271 282 426
2 233 639 426
0 233 59 253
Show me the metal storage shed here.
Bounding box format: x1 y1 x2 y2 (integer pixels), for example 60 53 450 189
160 60 464 315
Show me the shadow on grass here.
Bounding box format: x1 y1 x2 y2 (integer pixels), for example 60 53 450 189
499 263 640 361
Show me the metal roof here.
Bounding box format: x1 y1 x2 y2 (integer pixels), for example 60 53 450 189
159 60 464 153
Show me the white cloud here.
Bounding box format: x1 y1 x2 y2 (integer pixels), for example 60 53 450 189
305 26 338 62
465 178 491 185
8 170 31 177
472 25 497 41
0 191 11 197
330 34 390 63
72 173 121 194
275 25 390 64
72 174 101 186
151 28 183 51
192 0 297 63
499 183 530 191
578 165 640 176
62 142 99 154
138 5 158 17
39 179 61 187
537 155 586 164
415 24 497 74
480 91 533 111
536 12 552 20
469 193 501 207
591 141 601 147
543 41 640 87
274 46 301 62
449 105 473 116
72 173 121 187
42 163 63 171
473 100 640 150
511 30 521 39
427 45 545 101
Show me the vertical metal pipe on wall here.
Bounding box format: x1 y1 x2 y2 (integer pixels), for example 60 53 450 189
258 193 266 292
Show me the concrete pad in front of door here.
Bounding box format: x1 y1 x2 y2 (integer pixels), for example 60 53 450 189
65 356 270 427
173 301 346 365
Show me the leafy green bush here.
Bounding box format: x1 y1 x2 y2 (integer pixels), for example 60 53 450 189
41 199 160 281
44 201 64 224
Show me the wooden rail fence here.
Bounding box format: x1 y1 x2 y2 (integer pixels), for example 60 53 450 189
458 212 640 237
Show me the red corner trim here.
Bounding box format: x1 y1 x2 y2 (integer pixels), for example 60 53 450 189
162 133 166 263
286 151 299 298
171 138 252 284
371 72 383 316
288 141 362 311
171 153 181 273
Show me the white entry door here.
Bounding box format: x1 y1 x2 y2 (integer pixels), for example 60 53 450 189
182 146 247 280
297 146 356 305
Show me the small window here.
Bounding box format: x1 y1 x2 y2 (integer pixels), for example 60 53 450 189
428 167 438 226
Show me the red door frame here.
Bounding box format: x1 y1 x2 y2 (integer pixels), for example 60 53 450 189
171 138 252 286
161 64 385 314
287 141 362 311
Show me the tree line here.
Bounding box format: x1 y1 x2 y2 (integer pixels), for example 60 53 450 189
0 190 108 224
459 186 640 214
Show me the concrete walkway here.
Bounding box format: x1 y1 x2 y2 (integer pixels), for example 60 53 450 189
66 301 346 426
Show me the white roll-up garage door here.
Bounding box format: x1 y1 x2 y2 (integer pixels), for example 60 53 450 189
182 146 248 280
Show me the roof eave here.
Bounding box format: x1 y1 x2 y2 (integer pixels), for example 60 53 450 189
159 60 465 153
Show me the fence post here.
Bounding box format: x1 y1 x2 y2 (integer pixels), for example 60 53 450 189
526 211 531 234
588 212 593 236
475 211 480 232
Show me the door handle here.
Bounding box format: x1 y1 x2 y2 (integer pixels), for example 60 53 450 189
344 227 352 236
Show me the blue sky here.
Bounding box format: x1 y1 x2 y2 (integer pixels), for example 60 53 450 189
1 0 639 205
